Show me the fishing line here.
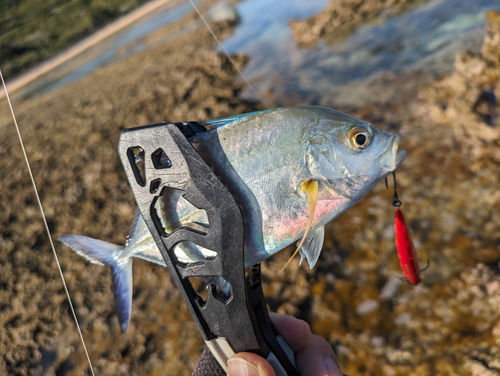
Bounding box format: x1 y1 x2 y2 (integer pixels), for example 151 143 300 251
0 70 96 376
187 0 270 109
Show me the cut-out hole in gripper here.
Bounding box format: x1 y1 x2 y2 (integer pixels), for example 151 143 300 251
127 146 146 186
154 186 209 236
188 277 208 305
152 148 172 169
150 178 161 194
173 241 216 264
212 276 232 303
187 276 232 306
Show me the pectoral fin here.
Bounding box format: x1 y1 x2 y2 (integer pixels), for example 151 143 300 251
299 226 325 269
280 179 319 272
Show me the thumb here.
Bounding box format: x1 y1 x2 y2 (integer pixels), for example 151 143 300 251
227 353 276 376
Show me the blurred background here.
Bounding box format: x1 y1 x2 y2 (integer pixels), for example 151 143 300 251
1 0 500 375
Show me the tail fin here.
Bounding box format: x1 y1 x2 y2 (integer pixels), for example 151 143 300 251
58 235 133 333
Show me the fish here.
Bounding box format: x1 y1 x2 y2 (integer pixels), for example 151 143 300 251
59 105 406 332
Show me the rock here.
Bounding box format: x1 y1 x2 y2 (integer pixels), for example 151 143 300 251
419 10 500 170
379 277 401 301
355 299 380 316
289 0 431 47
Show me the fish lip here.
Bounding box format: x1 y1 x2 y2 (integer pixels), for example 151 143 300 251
379 135 405 174
396 150 407 168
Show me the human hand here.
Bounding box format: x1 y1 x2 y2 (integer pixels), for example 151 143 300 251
227 313 343 376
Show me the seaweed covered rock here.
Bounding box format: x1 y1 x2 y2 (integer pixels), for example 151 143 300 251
419 11 500 170
289 0 430 48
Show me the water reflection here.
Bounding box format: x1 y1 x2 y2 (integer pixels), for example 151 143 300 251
20 0 205 97
222 0 497 106
18 0 499 107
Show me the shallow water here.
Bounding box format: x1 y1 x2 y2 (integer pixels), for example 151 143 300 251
222 0 498 106
19 0 205 97
19 0 498 104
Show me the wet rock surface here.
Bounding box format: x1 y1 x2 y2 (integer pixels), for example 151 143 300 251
1 4 500 376
289 0 430 48
420 11 500 170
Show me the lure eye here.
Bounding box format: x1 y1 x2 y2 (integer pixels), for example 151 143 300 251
349 127 370 150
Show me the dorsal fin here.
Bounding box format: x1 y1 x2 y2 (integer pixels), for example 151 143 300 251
199 109 271 130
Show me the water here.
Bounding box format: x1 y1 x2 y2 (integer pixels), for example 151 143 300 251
20 0 206 97
49 0 203 90
221 0 497 106
19 0 499 106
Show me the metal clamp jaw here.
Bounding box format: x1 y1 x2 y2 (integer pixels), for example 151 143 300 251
118 122 299 375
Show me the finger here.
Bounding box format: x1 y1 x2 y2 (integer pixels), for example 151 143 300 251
296 334 343 376
269 312 311 353
228 352 276 376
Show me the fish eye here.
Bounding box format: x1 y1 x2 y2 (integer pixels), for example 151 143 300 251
348 127 370 150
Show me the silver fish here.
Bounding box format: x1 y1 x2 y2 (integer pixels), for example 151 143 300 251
59 106 406 332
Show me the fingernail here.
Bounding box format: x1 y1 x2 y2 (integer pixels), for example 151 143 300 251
227 358 260 376
325 356 342 376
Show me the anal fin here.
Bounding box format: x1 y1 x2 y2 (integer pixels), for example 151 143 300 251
298 226 325 269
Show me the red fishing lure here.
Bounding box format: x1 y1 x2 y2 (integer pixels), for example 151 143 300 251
389 172 425 285
394 207 420 285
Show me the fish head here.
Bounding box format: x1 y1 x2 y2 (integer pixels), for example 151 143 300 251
305 108 406 201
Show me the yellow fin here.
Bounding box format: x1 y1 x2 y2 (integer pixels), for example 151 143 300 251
280 179 319 273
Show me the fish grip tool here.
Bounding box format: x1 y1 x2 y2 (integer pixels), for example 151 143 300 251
118 122 299 376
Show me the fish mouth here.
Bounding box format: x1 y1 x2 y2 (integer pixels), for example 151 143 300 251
396 150 407 168
379 135 406 174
